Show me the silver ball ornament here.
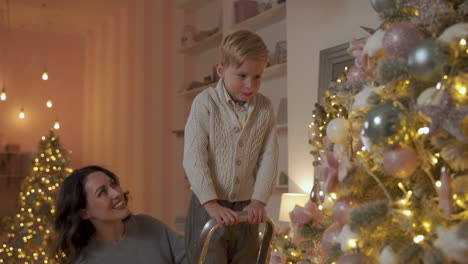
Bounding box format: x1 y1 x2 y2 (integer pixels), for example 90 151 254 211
408 39 451 80
364 103 404 144
370 0 396 12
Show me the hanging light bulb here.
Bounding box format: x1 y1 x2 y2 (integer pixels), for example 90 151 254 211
46 99 53 108
0 87 6 101
19 108 25 119
53 120 60 130
42 68 49 81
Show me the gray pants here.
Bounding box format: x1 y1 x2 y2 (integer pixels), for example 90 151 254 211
185 193 260 264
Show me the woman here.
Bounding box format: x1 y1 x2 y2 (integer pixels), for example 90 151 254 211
54 165 187 264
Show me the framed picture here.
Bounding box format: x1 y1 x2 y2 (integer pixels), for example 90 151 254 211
318 42 355 101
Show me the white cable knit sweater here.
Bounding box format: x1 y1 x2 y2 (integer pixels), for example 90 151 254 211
183 79 279 205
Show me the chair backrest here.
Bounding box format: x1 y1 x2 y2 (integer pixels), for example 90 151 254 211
193 211 275 264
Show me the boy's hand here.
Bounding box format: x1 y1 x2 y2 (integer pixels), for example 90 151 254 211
203 200 239 227
243 200 266 224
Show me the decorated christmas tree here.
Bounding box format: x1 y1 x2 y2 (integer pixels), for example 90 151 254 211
0 131 72 264
272 0 468 263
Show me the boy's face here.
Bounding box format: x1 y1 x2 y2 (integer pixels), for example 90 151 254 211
216 58 266 102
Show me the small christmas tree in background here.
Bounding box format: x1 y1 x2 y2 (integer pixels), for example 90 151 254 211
271 0 468 263
0 130 72 264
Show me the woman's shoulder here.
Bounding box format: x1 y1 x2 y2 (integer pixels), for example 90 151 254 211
127 214 168 232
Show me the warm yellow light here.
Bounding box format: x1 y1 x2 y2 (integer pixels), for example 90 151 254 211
42 71 49 80
19 108 25 119
405 80 410 85
399 199 407 205
436 181 442 188
398 182 407 192
432 157 438 164
413 235 424 244
461 38 467 46
0 88 6 101
46 99 53 108
318 205 323 211
347 238 358 249
422 221 431 232
54 121 60 130
330 193 337 200
279 194 310 222
418 127 429 135
403 210 412 216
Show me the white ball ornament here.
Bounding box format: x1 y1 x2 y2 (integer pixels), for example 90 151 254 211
326 118 350 145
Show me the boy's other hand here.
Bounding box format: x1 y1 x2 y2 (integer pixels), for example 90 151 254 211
243 200 266 224
203 200 239 227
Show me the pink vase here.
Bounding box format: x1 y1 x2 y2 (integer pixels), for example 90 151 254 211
234 0 259 23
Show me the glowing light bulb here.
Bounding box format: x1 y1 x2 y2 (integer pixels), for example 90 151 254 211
347 238 358 250
54 121 60 130
0 88 6 101
46 99 53 108
19 108 25 119
436 181 442 188
42 71 49 80
460 38 467 46
418 127 429 135
413 235 424 244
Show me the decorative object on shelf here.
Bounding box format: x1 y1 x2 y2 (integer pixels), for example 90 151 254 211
180 25 219 47
273 40 287 65
258 0 272 13
234 0 259 24
277 97 287 125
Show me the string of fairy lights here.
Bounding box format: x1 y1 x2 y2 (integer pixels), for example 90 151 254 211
0 69 61 130
0 0 60 131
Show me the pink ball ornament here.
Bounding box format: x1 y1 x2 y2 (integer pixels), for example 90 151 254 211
383 145 420 178
347 66 369 82
383 22 425 58
321 223 343 255
333 196 360 225
337 252 375 264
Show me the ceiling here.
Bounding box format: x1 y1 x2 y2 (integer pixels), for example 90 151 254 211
0 0 127 36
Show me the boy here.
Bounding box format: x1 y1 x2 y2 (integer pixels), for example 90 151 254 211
183 30 278 263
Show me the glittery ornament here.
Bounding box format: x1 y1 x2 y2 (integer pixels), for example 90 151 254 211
383 22 425 58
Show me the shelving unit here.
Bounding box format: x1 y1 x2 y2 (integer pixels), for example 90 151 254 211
177 0 216 10
276 123 288 133
178 82 214 97
178 32 222 55
264 62 287 80
174 0 288 195
230 3 286 32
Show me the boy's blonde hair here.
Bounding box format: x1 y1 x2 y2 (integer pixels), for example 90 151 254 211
220 30 269 68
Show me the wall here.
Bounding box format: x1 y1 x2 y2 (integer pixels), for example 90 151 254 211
0 29 85 167
81 0 186 226
287 0 379 193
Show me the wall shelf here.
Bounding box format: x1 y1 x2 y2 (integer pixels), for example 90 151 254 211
276 123 287 133
230 3 286 32
178 32 222 55
264 63 287 80
172 129 185 137
178 82 215 97
177 0 216 10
